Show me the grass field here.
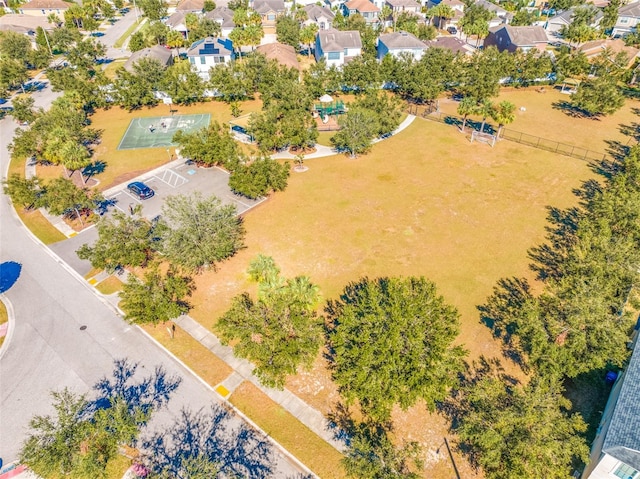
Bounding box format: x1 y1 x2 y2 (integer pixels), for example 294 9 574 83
438 87 640 154
186 116 595 477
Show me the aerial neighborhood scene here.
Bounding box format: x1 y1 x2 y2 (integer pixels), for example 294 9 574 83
3 0 640 473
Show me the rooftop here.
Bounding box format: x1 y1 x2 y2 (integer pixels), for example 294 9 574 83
124 45 173 72
176 0 204 12
187 36 234 56
345 0 380 13
0 13 54 32
619 1 640 17
256 42 300 70
490 24 548 45
379 31 427 49
304 4 335 21
318 28 362 51
19 0 69 9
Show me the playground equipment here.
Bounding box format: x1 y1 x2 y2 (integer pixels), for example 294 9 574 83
314 100 347 117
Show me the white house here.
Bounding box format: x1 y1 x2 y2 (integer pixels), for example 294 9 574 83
166 11 189 37
613 1 640 38
205 6 235 37
545 6 603 36
187 37 235 80
377 31 427 60
303 4 335 30
583 331 640 479
315 29 362 67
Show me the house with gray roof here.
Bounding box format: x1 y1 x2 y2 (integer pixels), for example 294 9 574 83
187 37 234 80
205 6 235 36
484 24 548 52
0 13 53 39
583 331 640 479
475 0 513 27
303 4 335 30
251 0 285 26
385 0 421 15
315 28 362 67
613 1 640 37
545 6 602 36
176 0 204 12
377 31 427 60
166 11 189 37
124 45 174 72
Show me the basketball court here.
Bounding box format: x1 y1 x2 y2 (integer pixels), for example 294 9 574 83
117 114 211 150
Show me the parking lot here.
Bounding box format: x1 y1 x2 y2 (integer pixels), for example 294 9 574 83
49 160 265 276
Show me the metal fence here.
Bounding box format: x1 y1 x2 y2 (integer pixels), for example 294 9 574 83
412 107 608 163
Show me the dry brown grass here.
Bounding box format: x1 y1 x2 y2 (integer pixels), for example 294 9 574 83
186 116 594 477
95 276 124 295
438 87 640 154
229 381 346 479
142 323 233 386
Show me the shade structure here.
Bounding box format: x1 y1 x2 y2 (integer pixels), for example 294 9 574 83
319 94 333 103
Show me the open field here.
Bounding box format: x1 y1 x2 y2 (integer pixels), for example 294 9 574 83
438 87 640 154
186 117 595 477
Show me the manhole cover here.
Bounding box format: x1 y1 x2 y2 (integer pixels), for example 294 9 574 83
80 325 87 331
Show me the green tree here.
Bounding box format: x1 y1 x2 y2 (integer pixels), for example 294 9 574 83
217 256 323 388
326 276 466 421
428 3 454 28
489 100 515 138
173 121 240 169
0 58 28 91
571 76 624 117
300 23 318 57
343 421 422 479
602 0 621 34
352 91 403 137
331 109 379 158
162 58 204 104
228 156 290 199
276 15 301 48
42 177 102 226
460 47 513 101
159 192 245 272
128 31 147 52
3 173 44 210
113 57 166 110
11 95 36 124
451 368 588 479
120 264 194 325
510 8 537 26
457 95 478 132
138 0 167 21
0 30 32 63
76 211 156 272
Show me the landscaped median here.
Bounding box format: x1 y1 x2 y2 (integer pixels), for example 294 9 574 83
142 323 346 478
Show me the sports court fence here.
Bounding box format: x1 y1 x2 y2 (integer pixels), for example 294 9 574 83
408 105 608 163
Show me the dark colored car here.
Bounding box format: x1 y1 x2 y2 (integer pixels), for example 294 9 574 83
447 26 457 35
127 181 154 200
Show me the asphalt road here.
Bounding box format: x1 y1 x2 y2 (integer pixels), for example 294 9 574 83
0 19 307 476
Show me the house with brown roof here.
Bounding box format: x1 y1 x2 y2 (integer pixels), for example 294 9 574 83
18 0 69 20
377 31 427 60
484 25 548 53
176 0 204 13
256 42 300 71
315 28 362 67
578 39 640 68
124 45 174 72
205 6 235 36
425 36 474 55
252 0 285 26
303 4 335 30
342 0 380 25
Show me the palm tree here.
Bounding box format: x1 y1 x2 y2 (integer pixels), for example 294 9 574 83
300 24 318 57
380 5 392 30
490 101 516 138
457 96 478 133
429 4 454 29
61 141 92 183
477 99 493 134
286 276 320 310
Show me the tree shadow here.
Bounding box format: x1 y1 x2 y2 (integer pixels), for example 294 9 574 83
551 100 601 119
88 358 182 419
94 197 117 216
142 404 275 478
82 160 107 180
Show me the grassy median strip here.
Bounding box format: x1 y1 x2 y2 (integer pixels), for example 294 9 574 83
16 209 67 244
142 323 233 387
113 18 144 49
96 276 124 295
229 381 346 479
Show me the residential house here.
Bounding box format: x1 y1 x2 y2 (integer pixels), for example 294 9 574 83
582 330 640 479
430 0 464 29
187 36 235 79
578 38 640 68
377 31 427 60
18 0 69 21
385 0 421 15
545 6 603 36
252 0 285 27
484 24 548 52
256 42 301 70
124 45 174 72
166 11 189 37
475 0 513 28
303 4 335 30
342 0 380 25
613 1 640 38
425 35 474 54
176 0 204 13
315 28 362 67
0 14 54 39
205 6 236 37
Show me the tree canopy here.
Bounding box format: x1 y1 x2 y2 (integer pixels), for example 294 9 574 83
326 276 466 421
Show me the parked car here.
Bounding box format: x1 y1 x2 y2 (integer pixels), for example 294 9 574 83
127 181 155 200
447 26 457 35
